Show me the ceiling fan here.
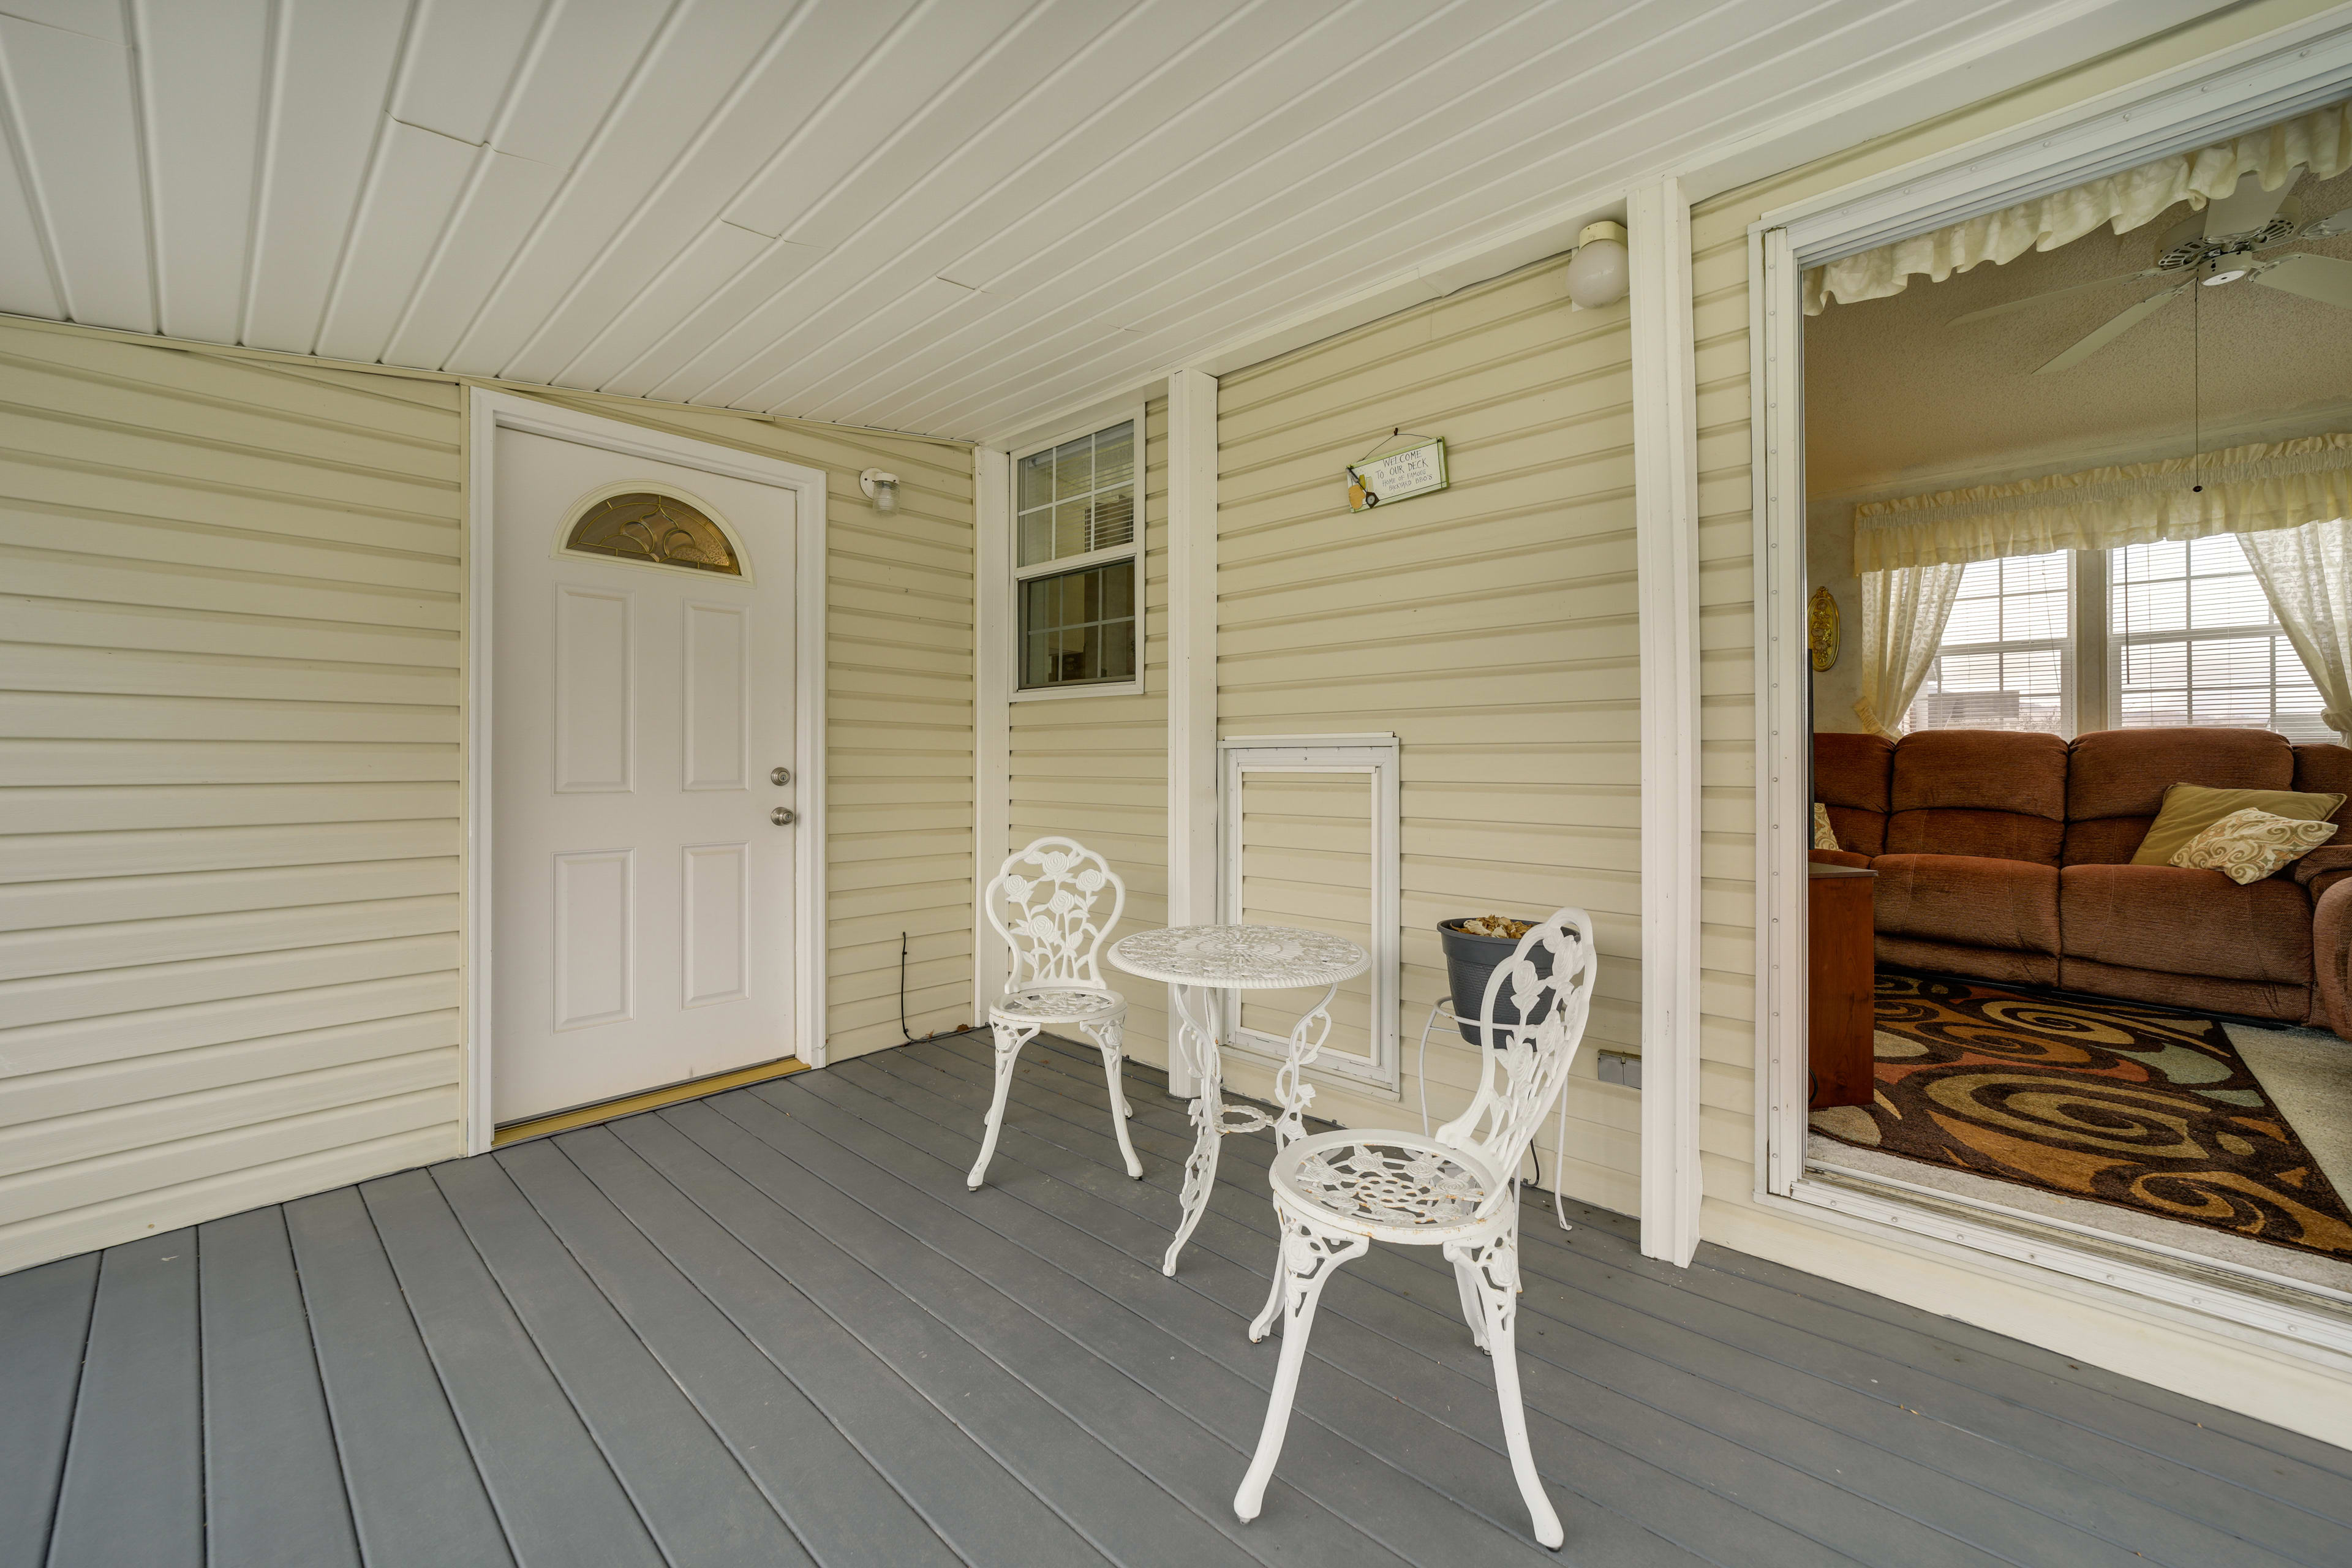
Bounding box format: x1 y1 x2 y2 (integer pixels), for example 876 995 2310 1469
1948 170 2352 372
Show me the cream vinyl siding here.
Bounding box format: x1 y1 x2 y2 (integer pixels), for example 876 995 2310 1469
1214 257 1640 1212
0 325 973 1277
518 393 977 1062
1007 399 1170 1065
0 322 466 1275
1691 0 2352 1439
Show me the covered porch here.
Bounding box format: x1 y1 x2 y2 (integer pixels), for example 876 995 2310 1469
12 1031 2350 1568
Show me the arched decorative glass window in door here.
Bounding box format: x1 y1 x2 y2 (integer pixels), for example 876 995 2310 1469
562 490 742 575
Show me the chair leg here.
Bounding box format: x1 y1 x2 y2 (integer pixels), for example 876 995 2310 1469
1452 1254 1490 1353
967 1020 1037 1190
1082 1019 1144 1178
1248 1207 1286 1341
1448 1229 1564 1550
1234 1219 1367 1523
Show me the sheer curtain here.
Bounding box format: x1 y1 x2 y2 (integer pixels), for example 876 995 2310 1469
2239 516 2352 741
1855 563 1967 739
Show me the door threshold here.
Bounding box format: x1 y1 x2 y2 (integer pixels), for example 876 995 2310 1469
493 1057 809 1148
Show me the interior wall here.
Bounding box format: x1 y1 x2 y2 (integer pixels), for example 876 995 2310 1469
1693 0 2352 1446
1005 398 1171 1066
1211 255 1642 1213
0 322 973 1276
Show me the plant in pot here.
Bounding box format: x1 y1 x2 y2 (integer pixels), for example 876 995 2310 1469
1436 914 1559 1046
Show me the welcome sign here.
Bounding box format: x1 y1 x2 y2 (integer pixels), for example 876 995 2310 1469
1345 435 1446 512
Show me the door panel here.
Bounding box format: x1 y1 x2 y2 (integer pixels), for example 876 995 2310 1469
554 586 632 792
681 601 748 791
682 842 750 1007
494 428 795 1123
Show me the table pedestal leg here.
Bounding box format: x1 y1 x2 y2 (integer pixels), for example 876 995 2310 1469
1271 982 1338 1150
1162 982 1225 1276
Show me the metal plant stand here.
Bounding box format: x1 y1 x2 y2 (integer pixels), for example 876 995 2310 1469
1107 924 1370 1277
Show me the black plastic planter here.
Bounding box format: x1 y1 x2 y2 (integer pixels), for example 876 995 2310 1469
1437 918 1556 1047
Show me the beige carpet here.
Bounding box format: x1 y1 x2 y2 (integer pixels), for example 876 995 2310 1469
2229 1021 2352 1212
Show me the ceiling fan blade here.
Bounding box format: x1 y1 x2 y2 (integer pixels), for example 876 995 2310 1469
2298 203 2352 240
2252 251 2352 309
2203 170 2298 239
1947 265 2168 327
2034 283 2188 374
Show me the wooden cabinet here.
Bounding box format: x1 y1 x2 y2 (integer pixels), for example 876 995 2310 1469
1807 864 1876 1110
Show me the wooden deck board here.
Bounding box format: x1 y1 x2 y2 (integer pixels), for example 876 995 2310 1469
5 1032 2350 1568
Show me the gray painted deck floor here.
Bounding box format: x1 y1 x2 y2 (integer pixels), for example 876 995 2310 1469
7 1033 2352 1568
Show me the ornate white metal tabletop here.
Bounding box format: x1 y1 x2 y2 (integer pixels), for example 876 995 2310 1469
1106 924 1368 989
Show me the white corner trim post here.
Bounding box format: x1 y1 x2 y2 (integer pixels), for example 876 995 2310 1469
974 445 1012 1020
1166 368 1221 1099
1629 178 1704 1267
461 388 829 1150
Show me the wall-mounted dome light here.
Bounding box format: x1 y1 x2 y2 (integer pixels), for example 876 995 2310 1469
859 469 900 513
1565 220 1630 310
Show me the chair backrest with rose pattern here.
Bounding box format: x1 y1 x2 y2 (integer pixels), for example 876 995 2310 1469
1435 907 1597 1215
984 836 1126 994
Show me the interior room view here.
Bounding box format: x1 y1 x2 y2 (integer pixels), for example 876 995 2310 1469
1801 95 2352 1295
10 4 2352 1566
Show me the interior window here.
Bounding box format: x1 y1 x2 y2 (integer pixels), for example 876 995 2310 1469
2112 534 2330 739
1014 417 1140 692
1908 551 2070 733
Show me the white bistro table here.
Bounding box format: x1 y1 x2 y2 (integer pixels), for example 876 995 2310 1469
1107 924 1370 1276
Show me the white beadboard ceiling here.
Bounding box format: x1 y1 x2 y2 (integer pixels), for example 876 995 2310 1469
0 0 2228 443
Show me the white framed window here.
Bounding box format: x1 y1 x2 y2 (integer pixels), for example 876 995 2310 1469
1219 734 1401 1091
1908 550 2071 734
2111 535 2331 741
1011 407 1145 699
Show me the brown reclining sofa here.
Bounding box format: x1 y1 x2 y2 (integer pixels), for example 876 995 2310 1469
1812 726 2352 1038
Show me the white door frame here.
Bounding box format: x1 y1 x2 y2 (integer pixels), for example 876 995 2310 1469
465 388 829 1153
1746 15 2352 1356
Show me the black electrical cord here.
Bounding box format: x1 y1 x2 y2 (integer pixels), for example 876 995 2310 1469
899 930 973 1046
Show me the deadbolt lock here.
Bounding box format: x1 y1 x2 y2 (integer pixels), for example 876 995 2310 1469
771 766 792 786
771 807 796 826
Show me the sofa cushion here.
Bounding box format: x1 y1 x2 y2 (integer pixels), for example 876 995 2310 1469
1871 853 2059 957
1814 731 1892 856
2059 863 2311 985
2064 727 2293 865
2132 782 2344 865
1884 730 2067 864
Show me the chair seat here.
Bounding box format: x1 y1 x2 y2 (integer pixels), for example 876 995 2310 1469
1267 1129 1508 1243
990 986 1128 1027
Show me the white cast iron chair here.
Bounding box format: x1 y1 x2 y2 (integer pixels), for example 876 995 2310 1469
1234 907 1597 1550
968 836 1143 1189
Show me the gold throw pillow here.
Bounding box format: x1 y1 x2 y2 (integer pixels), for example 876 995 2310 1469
2171 807 2340 885
1813 802 1839 851
2131 782 2345 865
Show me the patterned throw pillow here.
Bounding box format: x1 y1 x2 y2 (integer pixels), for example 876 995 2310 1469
1813 802 1839 851
2172 807 2340 884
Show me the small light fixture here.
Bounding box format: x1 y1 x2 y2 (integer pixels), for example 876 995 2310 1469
859 469 900 513
2202 266 2250 287
1565 220 1629 310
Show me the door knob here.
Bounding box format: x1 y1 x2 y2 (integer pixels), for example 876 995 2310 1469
771 807 796 826
771 766 792 786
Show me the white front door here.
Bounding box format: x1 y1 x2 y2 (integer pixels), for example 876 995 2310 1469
492 426 797 1124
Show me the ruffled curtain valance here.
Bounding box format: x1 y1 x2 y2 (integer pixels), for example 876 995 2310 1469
1803 98 2352 315
1850 434 2352 575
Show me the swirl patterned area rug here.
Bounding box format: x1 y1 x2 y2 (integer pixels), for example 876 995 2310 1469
1810 970 2352 1259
